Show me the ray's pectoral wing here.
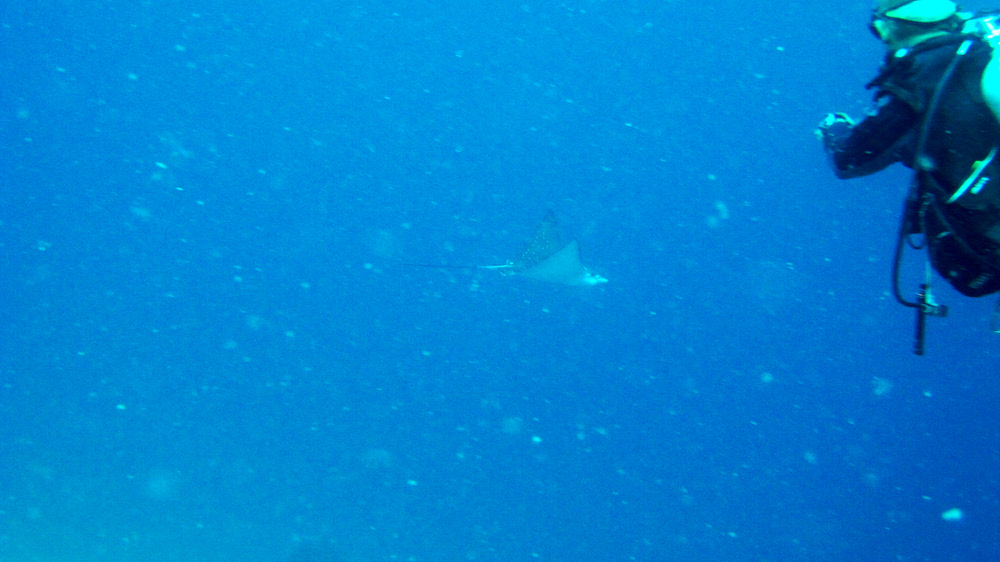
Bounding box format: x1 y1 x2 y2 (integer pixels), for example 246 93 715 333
519 239 584 282
519 239 607 286
514 209 565 270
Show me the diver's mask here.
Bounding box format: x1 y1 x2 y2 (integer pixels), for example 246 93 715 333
869 0 960 41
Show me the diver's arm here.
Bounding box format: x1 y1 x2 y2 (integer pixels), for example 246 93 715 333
818 96 919 179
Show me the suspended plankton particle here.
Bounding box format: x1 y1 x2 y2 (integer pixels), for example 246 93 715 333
941 508 964 522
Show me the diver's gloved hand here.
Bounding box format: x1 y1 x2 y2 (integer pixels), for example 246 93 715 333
815 113 855 145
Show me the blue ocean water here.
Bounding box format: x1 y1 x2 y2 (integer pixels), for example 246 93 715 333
3 0 999 560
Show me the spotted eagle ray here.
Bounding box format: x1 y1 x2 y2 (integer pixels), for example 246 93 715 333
408 210 608 286
480 210 607 286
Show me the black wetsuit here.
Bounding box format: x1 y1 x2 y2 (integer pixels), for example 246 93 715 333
823 33 1000 297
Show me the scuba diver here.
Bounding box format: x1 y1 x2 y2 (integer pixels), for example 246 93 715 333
817 0 1000 353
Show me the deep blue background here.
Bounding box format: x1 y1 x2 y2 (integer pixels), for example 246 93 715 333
2 1 999 560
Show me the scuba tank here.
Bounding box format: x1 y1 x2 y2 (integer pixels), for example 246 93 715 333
964 12 1000 125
